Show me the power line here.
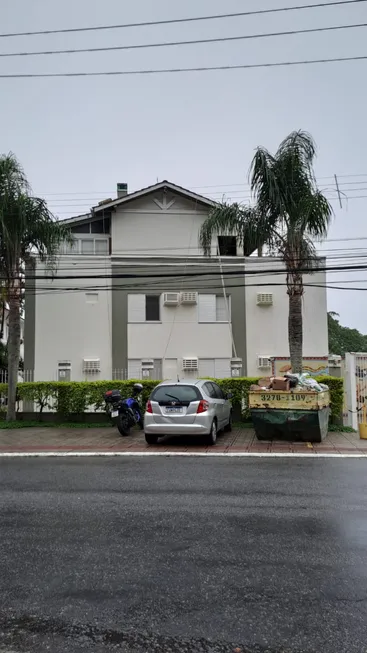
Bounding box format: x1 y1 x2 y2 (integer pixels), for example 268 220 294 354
2 55 367 79
22 262 367 280
2 23 366 58
32 176 367 196
44 187 367 206
25 281 367 297
1 1 365 39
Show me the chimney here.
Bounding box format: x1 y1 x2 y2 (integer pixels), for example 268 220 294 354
117 182 128 198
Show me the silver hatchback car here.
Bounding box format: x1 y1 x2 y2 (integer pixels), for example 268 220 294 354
144 380 233 446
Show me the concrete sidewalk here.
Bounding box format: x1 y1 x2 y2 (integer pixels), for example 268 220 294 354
0 426 366 455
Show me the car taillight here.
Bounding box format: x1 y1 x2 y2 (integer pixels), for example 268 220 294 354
146 400 153 414
197 400 209 414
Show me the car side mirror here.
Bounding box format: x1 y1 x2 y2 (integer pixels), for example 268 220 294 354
226 392 233 400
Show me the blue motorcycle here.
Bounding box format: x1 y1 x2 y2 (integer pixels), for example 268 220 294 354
104 383 144 436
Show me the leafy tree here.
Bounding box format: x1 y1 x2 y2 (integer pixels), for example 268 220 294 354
328 312 367 356
199 131 332 373
0 153 72 420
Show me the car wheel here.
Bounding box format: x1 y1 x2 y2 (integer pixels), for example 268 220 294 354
224 413 233 432
145 433 158 445
206 420 217 446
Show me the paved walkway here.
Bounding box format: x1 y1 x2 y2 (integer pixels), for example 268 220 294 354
0 426 366 455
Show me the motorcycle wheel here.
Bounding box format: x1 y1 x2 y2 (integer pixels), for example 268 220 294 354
116 414 131 437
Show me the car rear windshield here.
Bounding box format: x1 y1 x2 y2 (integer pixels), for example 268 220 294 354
151 385 202 405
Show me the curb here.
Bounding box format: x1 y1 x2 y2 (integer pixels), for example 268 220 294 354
1 451 367 458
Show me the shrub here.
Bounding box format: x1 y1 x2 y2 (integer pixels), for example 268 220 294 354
5 376 343 422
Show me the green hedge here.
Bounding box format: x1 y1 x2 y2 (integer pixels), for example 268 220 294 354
0 375 343 421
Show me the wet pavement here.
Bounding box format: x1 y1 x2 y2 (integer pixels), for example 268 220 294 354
1 426 367 455
1 457 367 652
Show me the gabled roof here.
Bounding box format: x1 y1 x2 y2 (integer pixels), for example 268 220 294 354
59 180 217 225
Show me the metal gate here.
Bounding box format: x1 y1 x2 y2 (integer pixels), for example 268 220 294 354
344 353 367 429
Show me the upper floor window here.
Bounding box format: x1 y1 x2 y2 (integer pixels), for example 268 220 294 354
217 236 237 256
71 216 111 235
128 294 161 323
146 295 160 322
60 237 109 256
198 295 230 323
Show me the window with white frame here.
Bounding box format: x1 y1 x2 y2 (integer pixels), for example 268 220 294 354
60 237 109 256
198 294 230 323
128 294 161 323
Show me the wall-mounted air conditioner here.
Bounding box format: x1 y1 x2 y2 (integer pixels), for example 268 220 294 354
256 293 273 306
180 292 198 305
257 356 272 369
141 359 154 370
163 292 180 306
182 358 198 371
83 358 101 373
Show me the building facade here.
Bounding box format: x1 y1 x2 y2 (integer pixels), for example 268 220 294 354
24 181 329 381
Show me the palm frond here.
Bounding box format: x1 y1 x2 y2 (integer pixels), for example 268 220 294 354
199 203 258 256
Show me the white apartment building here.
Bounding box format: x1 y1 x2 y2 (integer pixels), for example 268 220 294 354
23 180 329 381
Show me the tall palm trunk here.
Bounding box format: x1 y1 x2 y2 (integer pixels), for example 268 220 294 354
287 271 303 375
6 279 21 421
0 300 5 340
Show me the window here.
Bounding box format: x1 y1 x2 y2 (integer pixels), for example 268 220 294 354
128 294 162 322
216 296 228 322
71 216 111 235
151 384 201 405
218 236 237 256
72 223 90 234
198 295 231 322
91 217 111 234
211 382 225 399
145 295 160 322
203 382 216 398
81 239 94 255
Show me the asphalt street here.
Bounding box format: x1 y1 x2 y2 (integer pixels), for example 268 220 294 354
1 457 367 653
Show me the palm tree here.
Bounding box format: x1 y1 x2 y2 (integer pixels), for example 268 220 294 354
199 131 332 374
0 153 72 420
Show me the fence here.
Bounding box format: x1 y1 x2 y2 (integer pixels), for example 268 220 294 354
344 353 367 430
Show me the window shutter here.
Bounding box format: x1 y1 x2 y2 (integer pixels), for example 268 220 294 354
199 359 215 378
198 295 216 322
128 359 142 378
215 296 228 322
214 359 231 378
128 295 145 322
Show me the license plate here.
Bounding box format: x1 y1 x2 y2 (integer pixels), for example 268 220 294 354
111 410 119 418
165 407 183 414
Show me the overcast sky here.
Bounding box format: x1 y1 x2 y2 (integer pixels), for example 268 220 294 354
1 0 367 330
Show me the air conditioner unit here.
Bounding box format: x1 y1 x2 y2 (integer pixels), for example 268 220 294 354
182 358 198 371
141 359 154 370
329 355 341 367
230 358 243 377
180 292 198 304
258 356 272 369
257 293 273 306
83 358 101 373
163 292 180 306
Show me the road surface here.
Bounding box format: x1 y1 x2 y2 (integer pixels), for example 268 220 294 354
1 457 367 652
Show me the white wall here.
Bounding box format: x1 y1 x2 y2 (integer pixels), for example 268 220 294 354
127 294 233 378
111 192 215 257
34 257 112 381
244 259 328 375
